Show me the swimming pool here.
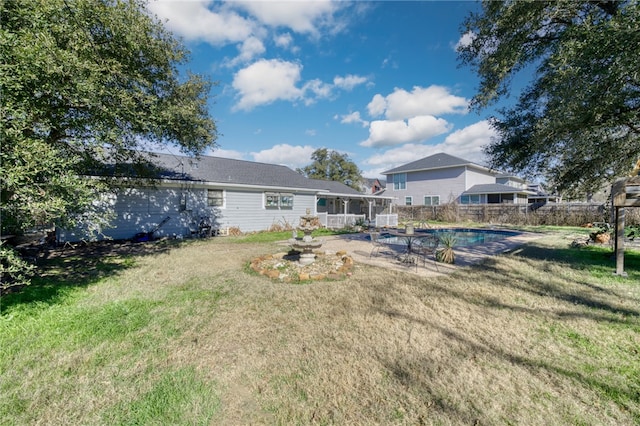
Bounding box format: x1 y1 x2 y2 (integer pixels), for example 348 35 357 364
379 228 520 247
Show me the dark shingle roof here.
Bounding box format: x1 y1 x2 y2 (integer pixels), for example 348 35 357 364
308 179 362 195
109 152 367 195
382 152 486 174
463 184 529 195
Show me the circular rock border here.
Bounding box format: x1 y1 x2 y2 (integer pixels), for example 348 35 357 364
249 250 354 283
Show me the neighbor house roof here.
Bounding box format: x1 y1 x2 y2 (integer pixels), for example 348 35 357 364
382 152 490 175
462 184 530 195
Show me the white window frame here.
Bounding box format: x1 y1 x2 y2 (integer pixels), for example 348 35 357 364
423 195 440 206
207 189 224 207
405 196 413 206
265 192 294 209
393 173 407 190
279 193 294 208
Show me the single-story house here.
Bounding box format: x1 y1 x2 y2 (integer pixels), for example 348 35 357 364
382 152 533 206
57 152 392 243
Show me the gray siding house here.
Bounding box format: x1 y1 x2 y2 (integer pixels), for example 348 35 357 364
382 152 531 207
58 153 391 242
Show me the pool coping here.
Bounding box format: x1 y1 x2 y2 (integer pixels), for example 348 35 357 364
298 229 543 277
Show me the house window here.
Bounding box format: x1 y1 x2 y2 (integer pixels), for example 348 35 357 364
423 195 440 206
460 194 481 204
393 173 406 190
279 193 294 208
265 192 294 208
207 189 224 207
405 196 413 206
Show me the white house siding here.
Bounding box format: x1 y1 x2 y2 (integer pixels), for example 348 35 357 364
57 183 321 242
388 167 467 206
464 168 497 190
57 185 192 242
214 188 317 232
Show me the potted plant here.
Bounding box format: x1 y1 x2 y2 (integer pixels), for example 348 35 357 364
436 234 456 264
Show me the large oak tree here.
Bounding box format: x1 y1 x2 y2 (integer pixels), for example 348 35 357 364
1 0 218 235
297 148 364 191
458 0 640 197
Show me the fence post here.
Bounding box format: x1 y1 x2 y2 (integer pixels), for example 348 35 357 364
614 207 626 276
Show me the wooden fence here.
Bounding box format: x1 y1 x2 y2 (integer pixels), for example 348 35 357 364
395 203 640 226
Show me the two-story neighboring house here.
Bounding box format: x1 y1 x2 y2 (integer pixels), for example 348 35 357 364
382 152 531 207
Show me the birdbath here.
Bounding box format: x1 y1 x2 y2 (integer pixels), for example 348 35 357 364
290 209 323 265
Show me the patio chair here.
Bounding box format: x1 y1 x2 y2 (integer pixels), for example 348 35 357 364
411 235 439 272
369 231 390 258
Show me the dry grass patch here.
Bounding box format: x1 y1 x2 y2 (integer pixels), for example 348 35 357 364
1 234 639 425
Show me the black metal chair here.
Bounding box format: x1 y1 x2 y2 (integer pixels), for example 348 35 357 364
369 231 391 258
411 235 440 271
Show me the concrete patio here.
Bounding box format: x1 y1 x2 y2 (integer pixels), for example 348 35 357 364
307 230 543 277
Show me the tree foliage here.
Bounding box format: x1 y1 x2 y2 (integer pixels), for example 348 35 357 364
458 0 640 197
297 148 364 190
1 0 218 234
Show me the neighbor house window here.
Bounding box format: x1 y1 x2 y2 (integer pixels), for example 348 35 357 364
207 189 224 207
265 192 294 208
460 194 481 204
393 173 406 190
423 195 440 206
405 196 413 206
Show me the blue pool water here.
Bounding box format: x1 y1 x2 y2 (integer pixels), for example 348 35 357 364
380 228 519 247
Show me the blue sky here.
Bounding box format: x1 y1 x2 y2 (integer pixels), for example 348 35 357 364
148 1 497 179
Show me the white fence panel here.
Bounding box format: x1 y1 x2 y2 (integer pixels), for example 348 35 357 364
375 214 398 228
323 214 365 229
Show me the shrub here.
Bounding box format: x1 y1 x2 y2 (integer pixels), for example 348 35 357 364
1 242 36 291
436 234 456 264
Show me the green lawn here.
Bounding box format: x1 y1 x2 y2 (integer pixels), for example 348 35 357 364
1 228 639 425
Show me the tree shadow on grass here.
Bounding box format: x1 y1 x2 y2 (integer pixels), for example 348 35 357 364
0 239 190 314
514 243 640 280
376 309 640 424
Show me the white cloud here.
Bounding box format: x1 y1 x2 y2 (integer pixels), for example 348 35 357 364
367 85 469 120
360 116 451 148
232 59 304 111
361 143 438 177
147 1 254 45
439 120 496 160
224 36 266 68
454 31 476 52
210 148 247 161
366 94 387 117
232 60 371 110
250 144 317 169
333 74 367 91
360 120 497 177
274 32 294 49
233 0 339 36
336 111 369 128
302 79 333 102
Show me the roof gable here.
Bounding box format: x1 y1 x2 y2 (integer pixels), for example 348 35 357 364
383 152 486 174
